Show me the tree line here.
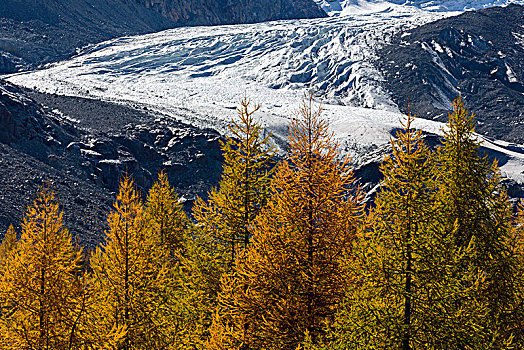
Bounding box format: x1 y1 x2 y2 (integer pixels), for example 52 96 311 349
0 95 523 349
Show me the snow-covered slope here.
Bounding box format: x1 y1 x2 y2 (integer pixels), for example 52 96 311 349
5 1 524 194
315 0 524 16
6 4 449 139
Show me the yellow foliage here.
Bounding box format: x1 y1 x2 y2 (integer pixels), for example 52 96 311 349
89 176 173 349
338 112 439 349
145 170 189 255
0 224 17 267
193 96 274 268
188 97 275 347
329 99 518 349
1 97 523 349
434 98 517 347
0 186 85 349
211 93 363 349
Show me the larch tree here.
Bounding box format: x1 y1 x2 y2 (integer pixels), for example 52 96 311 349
510 201 524 348
329 113 441 350
176 231 225 349
326 112 484 350
145 170 189 256
0 186 86 350
185 97 275 347
143 171 195 348
89 176 172 350
433 97 518 347
192 96 275 268
0 225 17 267
325 101 518 350
434 97 511 254
208 93 363 349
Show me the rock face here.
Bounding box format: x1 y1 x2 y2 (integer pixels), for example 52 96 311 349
378 4 524 143
0 0 173 72
139 0 326 26
0 80 225 247
0 82 54 148
0 0 325 73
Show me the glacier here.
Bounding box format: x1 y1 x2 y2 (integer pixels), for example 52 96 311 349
5 0 524 188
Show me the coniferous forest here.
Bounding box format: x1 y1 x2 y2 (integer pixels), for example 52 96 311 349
1 95 524 350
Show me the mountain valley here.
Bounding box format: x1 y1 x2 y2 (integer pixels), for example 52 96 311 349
1 0 524 242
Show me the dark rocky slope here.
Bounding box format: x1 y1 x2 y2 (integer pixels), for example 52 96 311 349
0 0 173 73
378 4 524 144
0 0 325 73
0 80 225 247
139 0 326 26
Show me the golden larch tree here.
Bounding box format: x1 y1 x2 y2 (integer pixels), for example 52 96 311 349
510 201 524 348
433 97 517 347
332 113 438 350
0 225 17 267
325 112 481 350
144 171 195 348
145 170 189 256
328 101 517 350
209 94 363 349
0 186 85 350
186 98 275 347
89 176 172 349
193 96 275 268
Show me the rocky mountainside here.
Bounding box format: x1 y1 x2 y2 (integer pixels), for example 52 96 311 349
0 0 325 242
139 0 326 26
0 0 325 73
0 79 225 247
378 4 524 143
0 0 173 73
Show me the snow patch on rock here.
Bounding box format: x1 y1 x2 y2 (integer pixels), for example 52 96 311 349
315 0 524 16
